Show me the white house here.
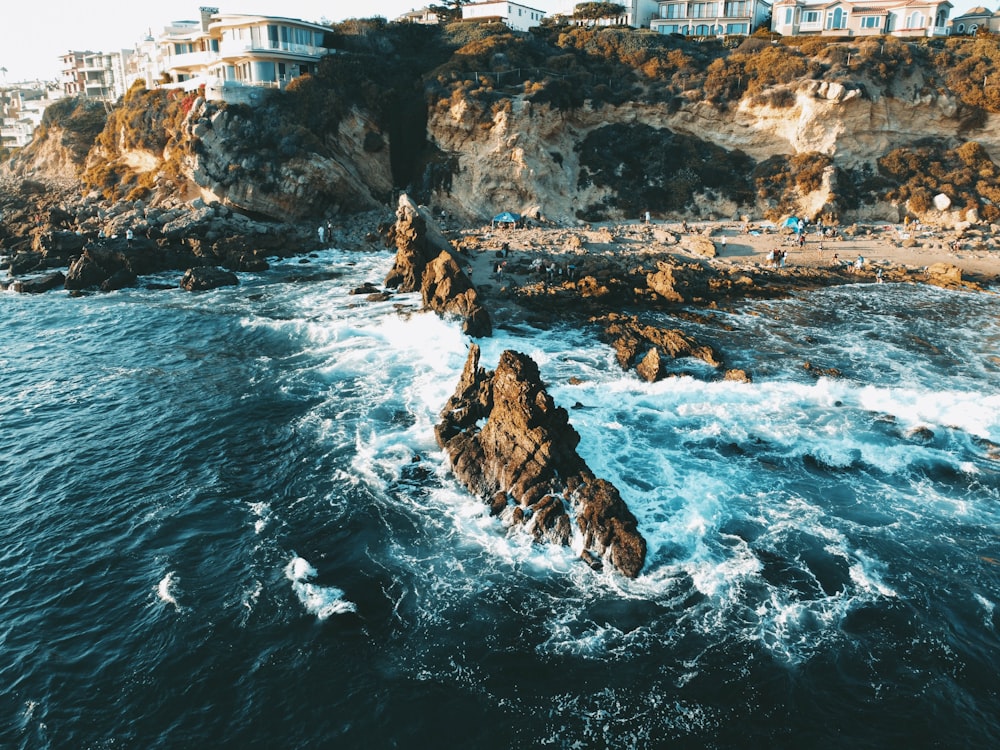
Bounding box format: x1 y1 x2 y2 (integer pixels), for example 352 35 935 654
651 0 772 36
157 7 333 102
772 0 952 37
461 1 547 32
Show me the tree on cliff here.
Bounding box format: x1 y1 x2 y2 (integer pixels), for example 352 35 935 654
573 3 628 22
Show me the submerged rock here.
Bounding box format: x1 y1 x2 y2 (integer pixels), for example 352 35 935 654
435 344 646 577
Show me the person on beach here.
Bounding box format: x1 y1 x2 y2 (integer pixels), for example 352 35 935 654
318 224 325 244
854 255 865 273
126 228 134 248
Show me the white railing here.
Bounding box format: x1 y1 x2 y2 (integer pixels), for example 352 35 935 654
218 39 324 58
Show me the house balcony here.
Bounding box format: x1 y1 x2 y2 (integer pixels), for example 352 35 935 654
218 38 327 61
651 14 755 33
164 50 217 71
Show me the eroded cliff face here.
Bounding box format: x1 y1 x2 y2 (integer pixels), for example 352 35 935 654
7 97 394 223
426 80 981 224
189 103 393 218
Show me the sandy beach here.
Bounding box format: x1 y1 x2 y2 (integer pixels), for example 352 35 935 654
444 217 1000 288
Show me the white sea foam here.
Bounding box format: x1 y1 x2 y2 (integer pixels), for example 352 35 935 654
259 256 997 664
156 571 181 612
284 556 356 620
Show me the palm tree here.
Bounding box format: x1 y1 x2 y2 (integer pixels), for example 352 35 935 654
0 66 8 83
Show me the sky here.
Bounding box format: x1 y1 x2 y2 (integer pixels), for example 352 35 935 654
0 0 986 83
0 0 571 82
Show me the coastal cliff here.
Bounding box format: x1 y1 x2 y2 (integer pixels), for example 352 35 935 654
424 82 978 224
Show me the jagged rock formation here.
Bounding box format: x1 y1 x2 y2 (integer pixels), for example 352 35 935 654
435 344 646 577
596 313 722 382
385 194 491 337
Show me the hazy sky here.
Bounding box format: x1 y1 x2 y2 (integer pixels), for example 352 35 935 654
0 0 571 82
0 0 983 83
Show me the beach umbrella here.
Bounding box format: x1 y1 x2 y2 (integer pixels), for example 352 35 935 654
780 216 799 228
492 211 520 225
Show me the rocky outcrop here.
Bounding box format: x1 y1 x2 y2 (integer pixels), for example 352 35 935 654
7 271 66 294
597 313 722 382
435 344 646 577
385 194 491 337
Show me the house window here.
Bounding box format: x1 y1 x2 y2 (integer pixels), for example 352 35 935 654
724 1 748 16
860 15 881 28
784 7 793 24
659 24 679 33
803 10 820 23
726 22 748 33
690 3 718 19
907 12 924 28
826 7 846 29
663 4 684 19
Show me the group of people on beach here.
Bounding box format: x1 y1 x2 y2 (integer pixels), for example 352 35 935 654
766 247 787 268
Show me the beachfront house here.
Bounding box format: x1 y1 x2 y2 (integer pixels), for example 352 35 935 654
158 6 333 103
771 0 952 37
650 0 773 36
59 50 133 101
950 5 1000 34
395 6 445 24
461 1 547 31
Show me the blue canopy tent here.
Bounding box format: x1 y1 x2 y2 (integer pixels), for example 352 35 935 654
781 215 804 234
491 211 521 228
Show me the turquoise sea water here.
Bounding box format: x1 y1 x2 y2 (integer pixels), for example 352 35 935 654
1 249 998 748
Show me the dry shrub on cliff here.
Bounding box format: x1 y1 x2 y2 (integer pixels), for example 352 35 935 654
36 97 108 163
752 152 834 218
80 83 190 200
878 139 1000 221
575 122 754 219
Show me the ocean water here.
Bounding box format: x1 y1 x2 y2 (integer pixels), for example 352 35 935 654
1 248 998 748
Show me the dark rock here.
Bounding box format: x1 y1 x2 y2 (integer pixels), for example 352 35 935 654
179 266 239 291
10 271 66 294
435 345 646 577
101 268 138 291
65 250 112 290
387 194 491 337
598 313 721 378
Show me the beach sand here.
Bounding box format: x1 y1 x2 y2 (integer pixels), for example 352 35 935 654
446 218 1000 287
